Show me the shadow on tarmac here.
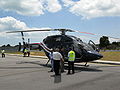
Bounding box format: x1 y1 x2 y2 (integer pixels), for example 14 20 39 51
0 61 49 69
0 60 102 73
51 74 62 83
17 61 103 72
75 67 102 73
0 67 43 69
17 61 49 67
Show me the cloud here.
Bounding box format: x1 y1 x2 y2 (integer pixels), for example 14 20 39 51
0 16 27 31
0 16 59 45
0 0 62 16
44 0 62 13
62 0 75 6
1 0 120 19
0 16 27 38
109 37 120 43
62 0 120 19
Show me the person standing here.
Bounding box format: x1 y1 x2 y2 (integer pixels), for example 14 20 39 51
23 48 27 57
49 49 54 72
27 48 30 57
40 43 54 72
67 48 75 74
53 48 64 75
1 49 5 58
59 47 65 73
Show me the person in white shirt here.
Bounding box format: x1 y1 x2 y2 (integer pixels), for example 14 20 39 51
1 49 5 58
53 48 64 75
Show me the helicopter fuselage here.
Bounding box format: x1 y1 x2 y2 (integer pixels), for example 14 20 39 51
43 35 103 63
7 28 103 63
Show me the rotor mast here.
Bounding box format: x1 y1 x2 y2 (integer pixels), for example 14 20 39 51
61 30 66 35
57 29 72 35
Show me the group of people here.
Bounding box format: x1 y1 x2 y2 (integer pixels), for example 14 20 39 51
51 48 75 75
1 48 30 58
46 47 76 76
1 43 76 76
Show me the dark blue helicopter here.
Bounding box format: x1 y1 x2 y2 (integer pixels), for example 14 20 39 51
7 29 103 66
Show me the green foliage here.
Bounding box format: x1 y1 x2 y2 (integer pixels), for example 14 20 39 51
6 44 11 47
99 36 110 48
99 36 120 50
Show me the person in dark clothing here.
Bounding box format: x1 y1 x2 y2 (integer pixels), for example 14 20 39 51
59 47 65 72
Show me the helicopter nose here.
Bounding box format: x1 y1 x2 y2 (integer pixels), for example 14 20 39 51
95 53 103 59
87 51 103 60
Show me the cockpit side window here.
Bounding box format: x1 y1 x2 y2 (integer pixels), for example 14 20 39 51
82 43 94 51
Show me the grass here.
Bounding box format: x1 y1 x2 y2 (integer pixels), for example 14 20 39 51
30 51 120 62
7 52 23 54
100 51 120 61
6 51 120 62
7 51 46 56
30 51 46 56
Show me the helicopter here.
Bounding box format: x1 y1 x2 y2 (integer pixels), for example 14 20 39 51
7 29 103 66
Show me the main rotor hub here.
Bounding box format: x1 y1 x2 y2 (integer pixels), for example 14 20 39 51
54 29 73 35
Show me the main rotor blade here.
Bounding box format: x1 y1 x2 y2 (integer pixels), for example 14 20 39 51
6 29 52 33
6 28 95 35
74 30 95 35
53 29 95 35
69 29 95 35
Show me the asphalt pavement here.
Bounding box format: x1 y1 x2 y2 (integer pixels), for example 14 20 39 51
7 53 120 65
0 55 120 90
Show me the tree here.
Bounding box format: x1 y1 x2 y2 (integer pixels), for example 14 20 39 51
2 45 6 47
6 44 11 47
99 36 110 48
112 42 120 46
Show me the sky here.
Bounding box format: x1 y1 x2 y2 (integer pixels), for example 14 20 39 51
0 0 120 46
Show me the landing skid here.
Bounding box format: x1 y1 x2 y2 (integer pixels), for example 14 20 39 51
74 62 90 67
84 62 89 67
45 59 50 66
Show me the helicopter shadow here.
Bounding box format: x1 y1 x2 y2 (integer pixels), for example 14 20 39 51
75 66 102 73
0 66 42 69
0 61 50 70
17 61 62 83
16 61 51 68
64 63 103 74
18 61 102 72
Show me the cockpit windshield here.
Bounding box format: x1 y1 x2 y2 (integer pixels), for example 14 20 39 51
82 43 94 51
71 36 83 42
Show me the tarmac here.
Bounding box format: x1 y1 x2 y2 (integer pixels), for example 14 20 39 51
7 54 120 65
1 54 120 90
